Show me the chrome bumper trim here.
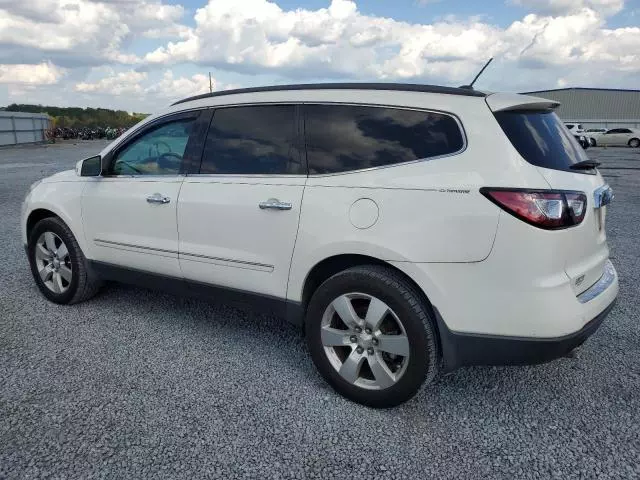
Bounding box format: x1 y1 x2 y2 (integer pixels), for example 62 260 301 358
577 260 616 304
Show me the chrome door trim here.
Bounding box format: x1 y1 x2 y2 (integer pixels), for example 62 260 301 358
258 198 293 210
146 193 171 204
179 252 274 272
94 239 179 258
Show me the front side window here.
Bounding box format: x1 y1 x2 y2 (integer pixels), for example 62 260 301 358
304 104 464 174
200 105 301 175
111 118 195 175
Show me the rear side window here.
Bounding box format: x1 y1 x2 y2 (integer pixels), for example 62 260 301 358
200 105 302 175
304 104 464 174
495 110 588 172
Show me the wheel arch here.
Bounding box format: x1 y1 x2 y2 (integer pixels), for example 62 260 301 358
24 202 88 256
298 254 442 343
26 208 61 242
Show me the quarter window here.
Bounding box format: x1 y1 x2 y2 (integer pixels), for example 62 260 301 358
200 105 301 175
304 104 464 174
111 119 195 175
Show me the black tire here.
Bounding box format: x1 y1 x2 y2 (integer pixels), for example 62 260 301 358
589 137 596 147
28 217 102 304
305 265 440 408
628 138 640 148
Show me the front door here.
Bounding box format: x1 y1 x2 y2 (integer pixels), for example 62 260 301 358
82 110 206 277
178 104 305 299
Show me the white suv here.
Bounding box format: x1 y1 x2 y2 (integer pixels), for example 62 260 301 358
22 83 618 407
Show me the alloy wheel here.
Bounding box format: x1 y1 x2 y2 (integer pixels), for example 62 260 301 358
34 231 72 294
321 293 410 390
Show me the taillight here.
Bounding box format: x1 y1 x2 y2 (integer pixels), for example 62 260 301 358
480 188 587 229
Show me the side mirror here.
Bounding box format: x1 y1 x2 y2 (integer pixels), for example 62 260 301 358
76 155 102 177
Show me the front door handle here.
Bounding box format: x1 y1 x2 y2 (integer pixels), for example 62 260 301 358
259 198 292 210
146 193 171 204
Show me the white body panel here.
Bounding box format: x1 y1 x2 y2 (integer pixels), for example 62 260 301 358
177 176 305 298
21 171 88 251
81 177 183 277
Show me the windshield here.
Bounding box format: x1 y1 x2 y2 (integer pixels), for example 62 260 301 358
495 110 589 172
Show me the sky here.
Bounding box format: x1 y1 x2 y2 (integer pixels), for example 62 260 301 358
0 0 638 114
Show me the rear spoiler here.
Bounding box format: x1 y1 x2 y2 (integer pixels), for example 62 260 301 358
485 93 560 112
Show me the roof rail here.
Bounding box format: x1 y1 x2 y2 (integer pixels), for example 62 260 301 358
171 82 487 106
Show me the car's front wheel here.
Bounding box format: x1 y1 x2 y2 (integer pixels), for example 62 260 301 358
305 265 439 408
589 137 596 147
28 217 102 304
628 138 640 148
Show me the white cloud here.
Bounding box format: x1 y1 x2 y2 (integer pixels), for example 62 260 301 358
140 0 639 88
145 70 211 98
73 68 225 102
0 0 185 67
0 61 67 85
75 69 147 94
1 0 639 108
508 0 625 16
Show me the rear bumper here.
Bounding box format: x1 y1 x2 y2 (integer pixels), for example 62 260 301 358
436 299 616 372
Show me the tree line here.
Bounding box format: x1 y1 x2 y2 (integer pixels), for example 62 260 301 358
3 104 148 129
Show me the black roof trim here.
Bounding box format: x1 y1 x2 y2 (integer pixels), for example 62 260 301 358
172 83 486 105
523 87 640 94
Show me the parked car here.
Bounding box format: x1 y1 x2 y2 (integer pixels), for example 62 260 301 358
590 128 640 147
565 123 589 148
585 129 607 147
565 123 585 135
22 83 618 407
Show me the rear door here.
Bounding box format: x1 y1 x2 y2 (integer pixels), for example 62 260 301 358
177 104 306 299
491 107 610 295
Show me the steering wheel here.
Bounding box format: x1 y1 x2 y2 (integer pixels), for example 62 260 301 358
157 152 183 170
149 140 172 159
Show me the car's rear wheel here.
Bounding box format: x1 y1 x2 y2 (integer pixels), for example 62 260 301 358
28 217 102 304
628 138 640 148
589 137 596 147
305 265 439 408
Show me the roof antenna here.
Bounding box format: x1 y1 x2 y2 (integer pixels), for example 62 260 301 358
460 57 493 90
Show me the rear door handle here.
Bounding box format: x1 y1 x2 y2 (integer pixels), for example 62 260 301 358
146 193 171 204
259 198 292 210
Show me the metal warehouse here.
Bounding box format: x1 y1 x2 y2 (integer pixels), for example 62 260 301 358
523 88 640 129
0 111 51 147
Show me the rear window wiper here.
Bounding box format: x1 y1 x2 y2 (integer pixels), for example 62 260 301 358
570 160 601 170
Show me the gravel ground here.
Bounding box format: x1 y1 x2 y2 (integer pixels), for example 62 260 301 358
1 141 639 479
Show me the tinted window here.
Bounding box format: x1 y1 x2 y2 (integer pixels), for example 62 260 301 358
495 110 588 172
200 105 301 175
112 119 195 175
305 105 464 174
565 124 574 129
620 128 632 133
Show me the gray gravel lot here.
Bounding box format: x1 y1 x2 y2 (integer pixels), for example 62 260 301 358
1 141 639 479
